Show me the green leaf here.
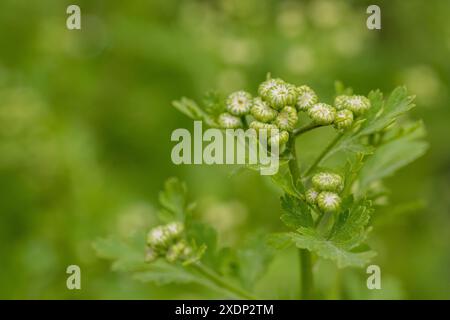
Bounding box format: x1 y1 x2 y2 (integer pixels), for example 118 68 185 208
236 233 273 290
186 222 220 268
266 233 294 250
280 194 314 229
158 177 189 222
172 97 218 127
271 161 302 198
358 121 428 190
133 260 213 287
359 87 415 136
290 228 376 268
93 234 148 273
202 91 226 116
329 198 374 250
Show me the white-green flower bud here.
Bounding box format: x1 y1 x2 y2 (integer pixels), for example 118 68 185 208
251 97 278 122
317 191 341 212
268 130 289 147
312 172 343 192
305 188 319 205
249 121 278 135
334 109 354 130
335 95 371 115
258 78 284 100
274 106 298 131
218 112 243 129
165 222 184 239
145 247 158 263
296 85 318 111
166 240 191 263
267 82 298 110
307 103 336 125
147 225 170 249
334 95 349 110
343 95 371 116
226 91 253 116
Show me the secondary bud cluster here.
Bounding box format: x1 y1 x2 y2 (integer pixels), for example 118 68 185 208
145 222 192 263
332 94 371 129
306 172 344 212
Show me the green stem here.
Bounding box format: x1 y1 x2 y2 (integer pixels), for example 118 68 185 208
299 249 313 300
293 121 323 137
192 262 257 300
287 138 314 300
304 132 344 177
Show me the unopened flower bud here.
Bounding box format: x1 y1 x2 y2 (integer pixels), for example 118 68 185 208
307 103 336 125
334 109 354 130
218 112 243 129
312 172 343 192
334 95 349 110
274 106 298 131
296 85 318 111
268 130 289 147
305 188 319 205
343 95 371 116
267 82 298 110
166 240 191 263
317 191 341 212
147 226 170 249
145 247 158 263
226 91 253 116
249 121 278 135
165 222 184 239
258 78 284 100
251 97 278 122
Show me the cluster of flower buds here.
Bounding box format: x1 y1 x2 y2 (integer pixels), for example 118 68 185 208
216 78 372 145
145 222 193 263
332 95 371 129
305 172 344 212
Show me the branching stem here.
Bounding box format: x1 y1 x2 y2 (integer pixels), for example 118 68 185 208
304 132 344 177
192 262 257 300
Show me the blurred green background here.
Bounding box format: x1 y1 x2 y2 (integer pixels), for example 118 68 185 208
0 0 449 299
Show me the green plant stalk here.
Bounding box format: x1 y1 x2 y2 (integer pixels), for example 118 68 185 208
293 121 323 137
192 262 257 300
304 132 344 176
287 138 314 300
299 248 313 299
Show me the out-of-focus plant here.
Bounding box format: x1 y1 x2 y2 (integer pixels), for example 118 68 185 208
95 74 428 299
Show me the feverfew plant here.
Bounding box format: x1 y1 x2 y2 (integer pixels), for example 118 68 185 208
95 75 428 299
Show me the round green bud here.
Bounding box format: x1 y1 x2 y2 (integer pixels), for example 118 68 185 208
249 120 278 135
343 95 371 116
334 109 354 130
312 172 343 192
165 222 184 239
334 95 349 110
218 112 243 129
305 188 319 205
147 225 170 249
251 97 278 122
268 130 290 147
307 103 336 125
145 247 158 263
317 191 341 212
273 106 298 132
226 91 253 116
296 85 318 111
258 78 284 100
166 240 191 263
267 82 298 110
